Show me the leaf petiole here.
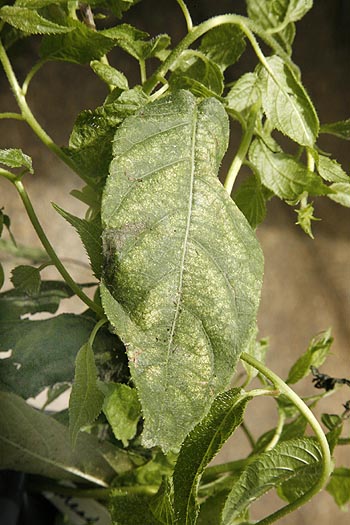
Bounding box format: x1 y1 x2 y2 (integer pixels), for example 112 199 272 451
176 0 193 32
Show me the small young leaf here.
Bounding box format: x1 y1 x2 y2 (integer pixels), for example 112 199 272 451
295 202 320 239
90 60 129 90
173 388 250 524
221 438 322 524
321 413 343 431
259 55 319 146
199 24 246 70
320 119 350 140
328 182 350 207
226 72 261 115
249 139 329 201
233 175 267 228
0 313 117 399
101 382 141 446
0 148 33 173
286 329 333 384
0 6 72 35
52 203 103 279
40 19 115 64
101 90 263 451
0 280 75 320
170 51 224 96
11 264 41 296
326 468 350 511
316 155 349 183
0 391 129 485
69 342 105 447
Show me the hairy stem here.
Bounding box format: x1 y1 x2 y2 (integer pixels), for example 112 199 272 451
12 179 104 317
176 0 193 32
240 352 332 525
0 112 24 120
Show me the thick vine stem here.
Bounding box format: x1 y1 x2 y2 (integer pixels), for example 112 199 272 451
12 179 104 318
240 352 333 525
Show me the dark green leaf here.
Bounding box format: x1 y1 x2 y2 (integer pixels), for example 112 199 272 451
328 182 350 207
40 19 115 64
0 148 33 173
259 55 319 146
109 493 160 525
69 342 105 447
0 313 117 398
149 477 174 525
0 280 75 320
101 382 141 446
321 413 343 431
249 139 329 201
295 202 320 239
0 262 4 290
0 6 72 35
89 0 140 19
320 119 350 140
170 52 224 96
233 175 267 228
286 329 333 384
198 491 231 525
326 468 350 510
101 90 263 451
199 24 246 70
253 415 307 455
0 391 126 485
316 155 349 183
173 388 250 524
52 203 103 279
10 264 41 295
221 438 322 524
90 60 129 90
226 72 261 116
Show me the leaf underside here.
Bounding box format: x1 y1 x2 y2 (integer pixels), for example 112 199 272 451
101 90 263 452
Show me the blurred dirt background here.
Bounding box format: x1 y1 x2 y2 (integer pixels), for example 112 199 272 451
0 1 349 523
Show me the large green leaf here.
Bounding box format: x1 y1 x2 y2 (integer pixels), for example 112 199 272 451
226 72 261 116
101 90 263 451
0 392 132 485
316 155 349 183
0 6 72 34
259 55 319 146
69 342 105 446
221 438 322 524
249 139 329 201
199 25 246 71
89 0 140 19
233 175 267 228
173 388 250 525
0 313 117 398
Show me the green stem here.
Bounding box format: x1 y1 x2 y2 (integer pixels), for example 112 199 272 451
143 14 293 95
0 168 17 182
0 112 24 120
139 59 147 85
176 0 193 31
12 179 104 317
0 40 88 182
240 352 332 525
241 421 256 449
22 60 45 96
224 102 259 194
264 409 286 451
88 317 108 346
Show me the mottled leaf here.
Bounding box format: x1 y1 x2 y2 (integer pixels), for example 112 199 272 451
101 382 141 446
0 148 33 173
101 90 263 451
286 329 333 384
221 438 322 524
247 0 313 27
173 388 250 524
69 342 104 446
0 6 72 34
326 468 350 510
249 139 329 201
0 392 124 485
52 203 103 279
328 182 350 207
259 55 319 146
0 313 117 398
200 24 246 70
10 264 41 296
